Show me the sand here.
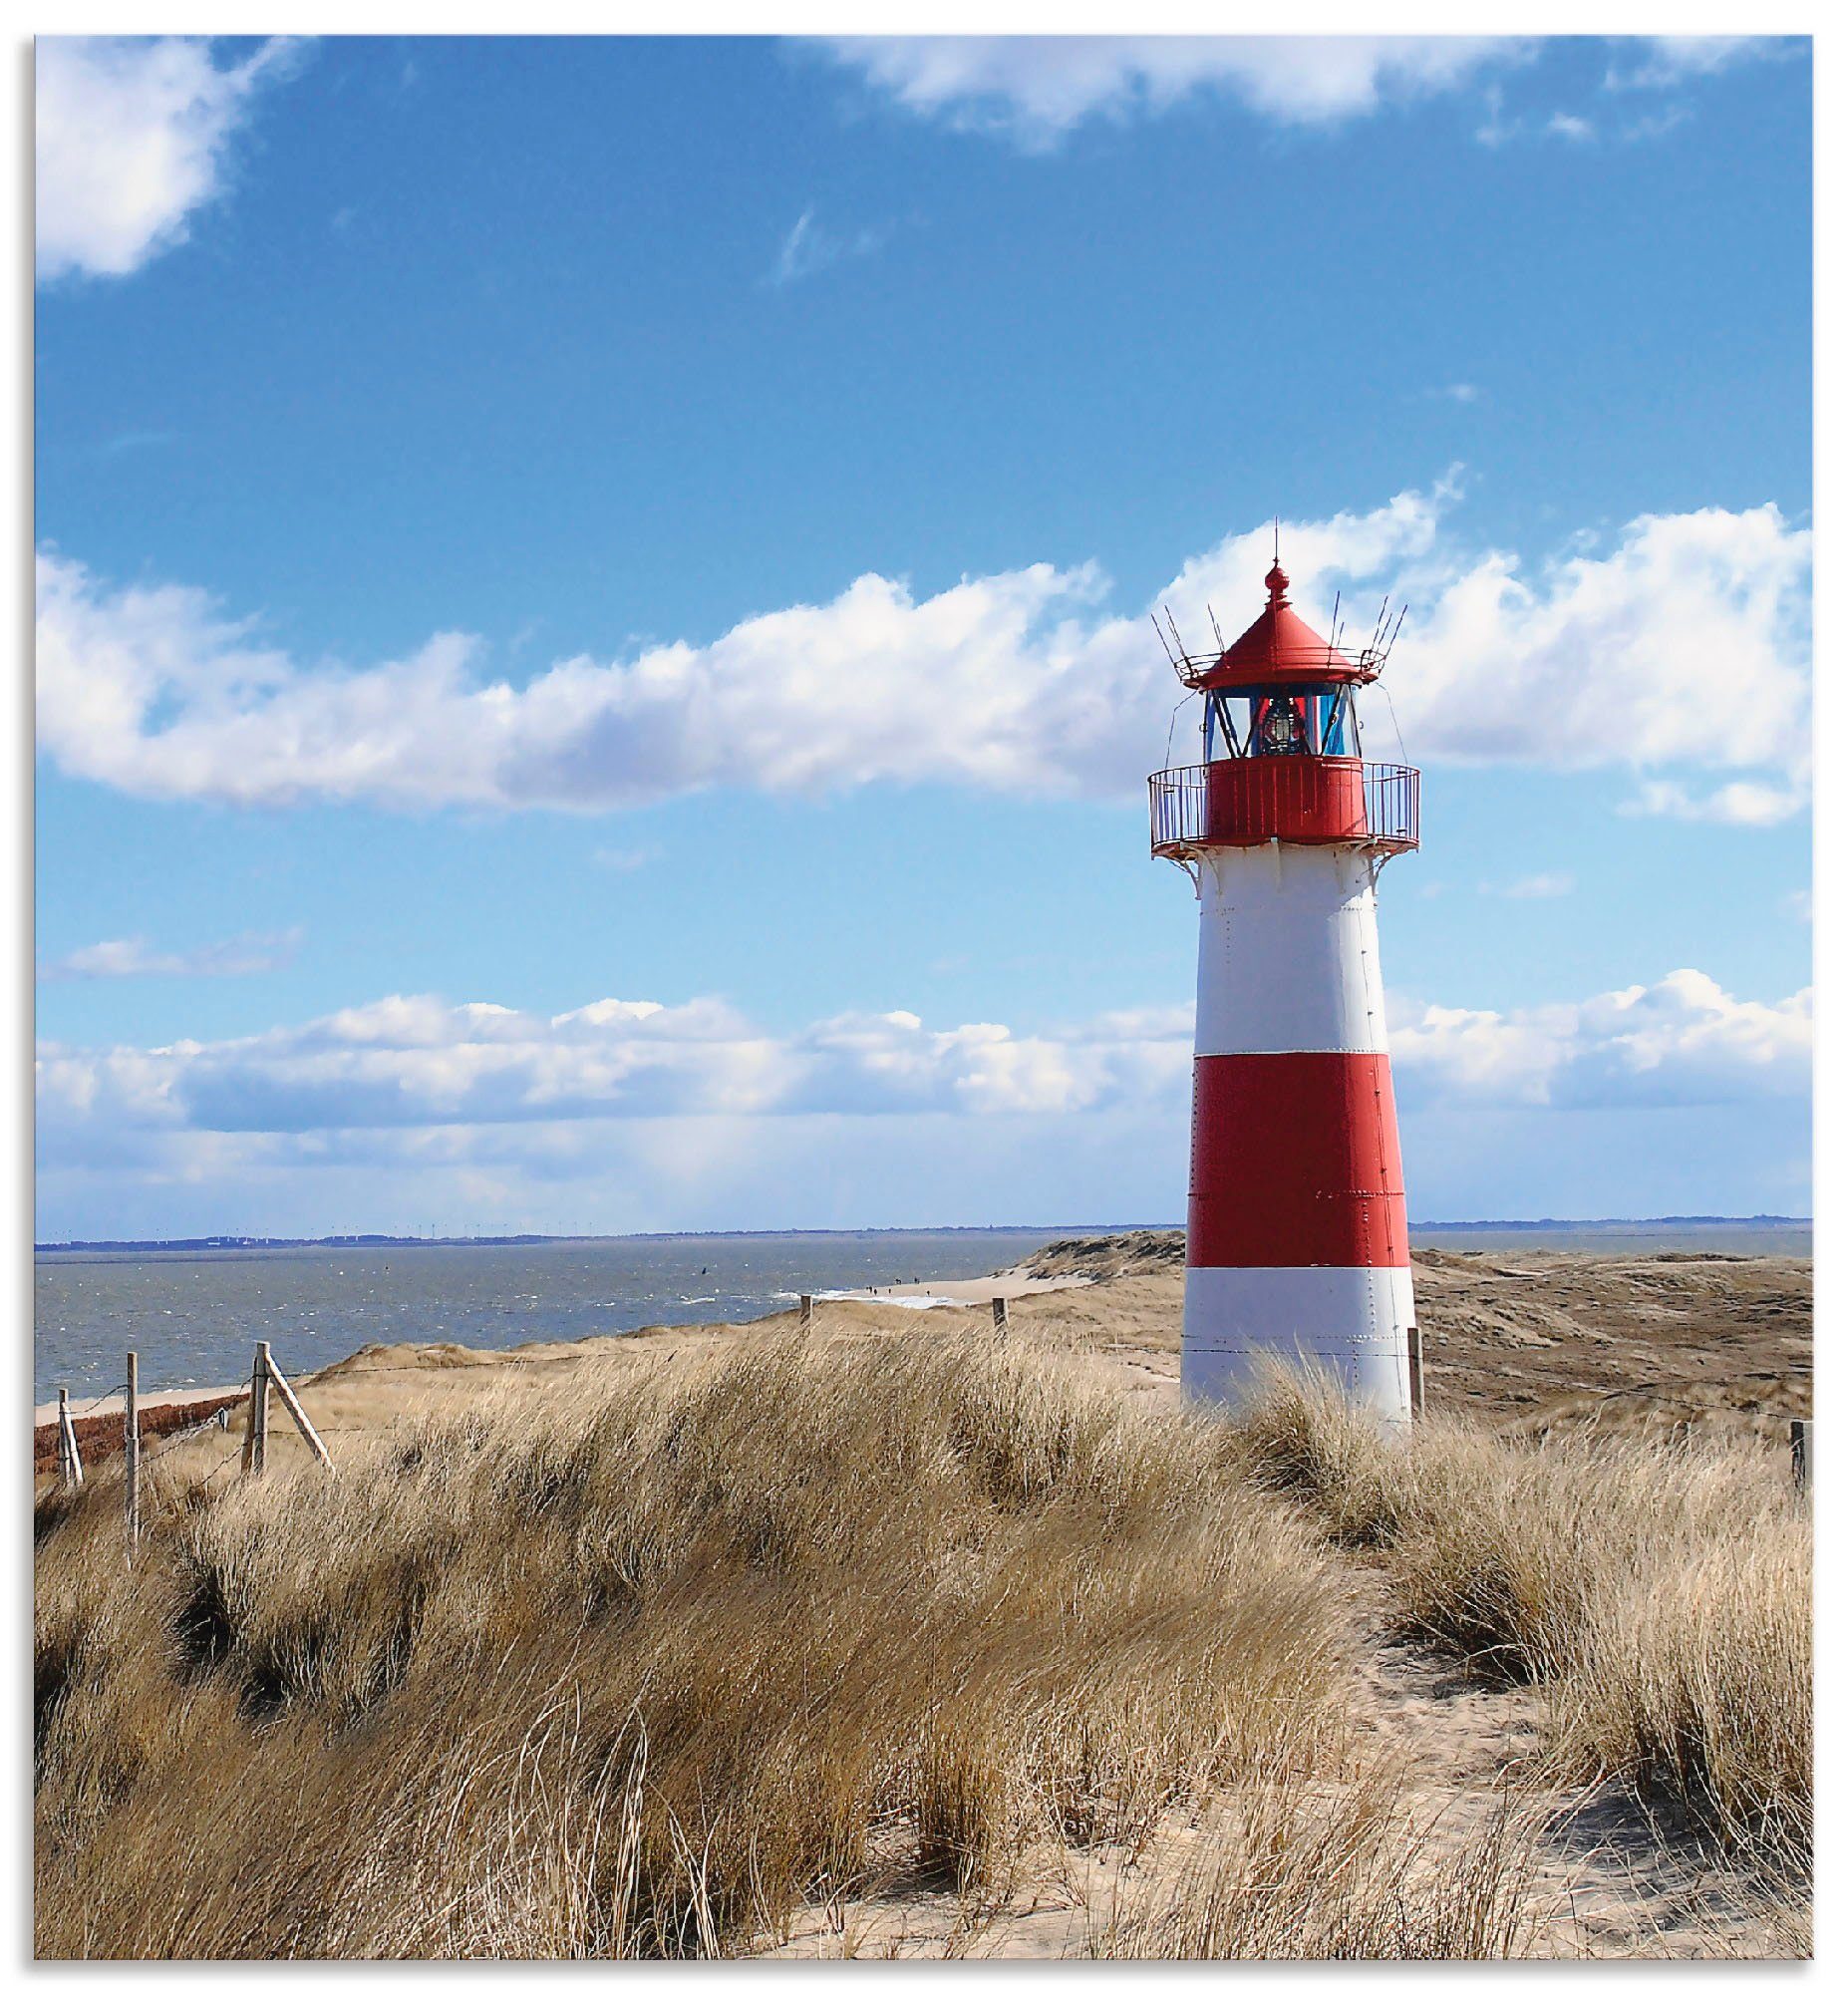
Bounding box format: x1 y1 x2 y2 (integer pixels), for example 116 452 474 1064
811 1272 1090 1308
997 1231 1812 1440
34 1382 244 1428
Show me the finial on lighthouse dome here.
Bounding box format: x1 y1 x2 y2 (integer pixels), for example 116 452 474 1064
1265 560 1290 603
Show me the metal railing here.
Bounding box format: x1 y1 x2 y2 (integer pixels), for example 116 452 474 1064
1149 763 1209 852
1148 761 1419 856
1362 763 1420 850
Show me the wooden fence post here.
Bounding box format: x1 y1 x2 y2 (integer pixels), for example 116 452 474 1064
243 1342 271 1477
1408 1324 1426 1419
264 1350 334 1471
58 1387 84 1488
124 1353 140 1552
798 1294 813 1326
992 1295 1010 1332
1791 1418 1810 1495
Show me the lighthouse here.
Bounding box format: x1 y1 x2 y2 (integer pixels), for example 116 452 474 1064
1150 556 1421 1423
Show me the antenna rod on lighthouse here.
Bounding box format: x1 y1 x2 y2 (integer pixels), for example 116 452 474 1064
1378 603 1408 669
1151 612 1178 670
1165 606 1188 666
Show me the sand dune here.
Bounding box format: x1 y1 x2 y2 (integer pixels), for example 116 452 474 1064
36 1236 1810 1958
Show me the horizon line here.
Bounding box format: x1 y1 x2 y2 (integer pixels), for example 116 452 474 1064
34 1214 1814 1253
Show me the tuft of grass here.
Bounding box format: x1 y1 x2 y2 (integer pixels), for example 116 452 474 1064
1235 1359 1403 1546
1561 1505 1811 1855
36 1330 1350 1959
1236 1369 1812 1861
1090 1770 1539 1959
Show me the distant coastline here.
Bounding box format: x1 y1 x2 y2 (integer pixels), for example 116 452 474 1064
33 1223 1161 1255
1409 1214 1811 1233
34 1215 1813 1254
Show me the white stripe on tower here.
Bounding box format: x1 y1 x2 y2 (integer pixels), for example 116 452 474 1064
1192 842 1386 1057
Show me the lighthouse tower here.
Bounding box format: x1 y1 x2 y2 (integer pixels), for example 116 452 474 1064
1150 557 1421 1423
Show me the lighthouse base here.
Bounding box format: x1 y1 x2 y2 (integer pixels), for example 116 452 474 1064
1181 1264 1414 1425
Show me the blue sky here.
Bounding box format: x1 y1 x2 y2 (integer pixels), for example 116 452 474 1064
35 34 1812 1238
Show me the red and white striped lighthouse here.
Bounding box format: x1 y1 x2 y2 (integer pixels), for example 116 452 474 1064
1150 557 1421 1423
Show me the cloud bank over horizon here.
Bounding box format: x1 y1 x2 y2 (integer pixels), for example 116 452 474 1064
36 484 1812 825
36 966 1809 1236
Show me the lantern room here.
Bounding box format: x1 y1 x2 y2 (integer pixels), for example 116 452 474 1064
1189 560 1372 767
1149 558 1419 858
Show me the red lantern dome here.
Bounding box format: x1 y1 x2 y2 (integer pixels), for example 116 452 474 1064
1181 561 1378 691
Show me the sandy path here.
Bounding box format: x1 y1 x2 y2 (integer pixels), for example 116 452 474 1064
760 1583 1803 1961
1342 1570 1800 1959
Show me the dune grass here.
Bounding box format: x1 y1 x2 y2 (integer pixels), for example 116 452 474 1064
35 1328 1355 1958
1237 1365 1812 1862
1089 1775 1540 1960
34 1329 1810 1957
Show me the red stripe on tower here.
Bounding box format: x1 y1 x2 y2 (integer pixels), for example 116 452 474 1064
1149 553 1422 1424
1186 1053 1408 1269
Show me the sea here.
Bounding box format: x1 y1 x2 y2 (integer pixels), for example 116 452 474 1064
33 1229 1085 1403
33 1221 1811 1405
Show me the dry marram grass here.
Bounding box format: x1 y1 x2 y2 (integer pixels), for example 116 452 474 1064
1089 1775 1540 1959
34 1328 1810 1957
37 1329 1351 1958
1238 1364 1812 1859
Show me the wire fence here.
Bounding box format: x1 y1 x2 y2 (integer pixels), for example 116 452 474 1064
41 1331 1814 1555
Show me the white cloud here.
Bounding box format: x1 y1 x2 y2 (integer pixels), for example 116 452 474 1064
35 972 1807 1231
1385 503 1811 781
770 206 891 286
1479 100 1605 150
36 485 1811 822
1390 970 1811 1112
591 844 660 873
38 927 301 982
39 969 1802 1148
33 991 1196 1148
816 35 1523 149
1605 36 1786 92
1619 106 1692 144
1483 873 1574 900
36 36 299 281
1621 778 1808 828
1474 84 1515 148
1471 42 1769 151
